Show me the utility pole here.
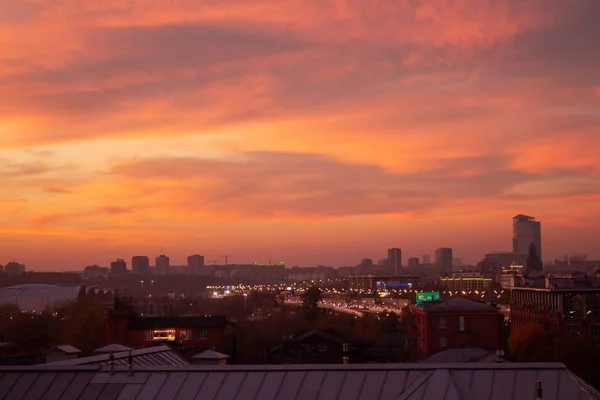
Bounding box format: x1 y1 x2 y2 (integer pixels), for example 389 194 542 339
221 255 229 265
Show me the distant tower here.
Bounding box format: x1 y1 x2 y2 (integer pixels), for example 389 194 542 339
388 248 402 275
155 255 170 275
110 259 127 274
435 248 453 277
187 254 205 275
408 257 420 269
513 214 542 261
132 256 150 275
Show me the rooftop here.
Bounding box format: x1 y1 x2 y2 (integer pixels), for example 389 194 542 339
413 297 499 313
0 363 597 400
94 344 133 353
423 349 507 364
45 345 189 367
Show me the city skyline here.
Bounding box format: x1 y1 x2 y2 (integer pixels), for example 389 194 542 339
1 1 600 270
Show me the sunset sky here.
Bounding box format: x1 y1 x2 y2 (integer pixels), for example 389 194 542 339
1 0 600 270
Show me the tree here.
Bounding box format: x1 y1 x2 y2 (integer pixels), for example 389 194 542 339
301 287 322 321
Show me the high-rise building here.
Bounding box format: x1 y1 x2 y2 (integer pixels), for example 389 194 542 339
155 255 170 275
132 256 150 275
422 255 431 264
187 254 205 275
110 259 127 274
388 248 402 275
408 257 420 269
513 214 542 261
435 248 453 277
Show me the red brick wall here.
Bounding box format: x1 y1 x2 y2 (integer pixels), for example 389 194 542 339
416 312 502 357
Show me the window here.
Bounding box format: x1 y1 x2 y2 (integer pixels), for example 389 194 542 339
144 331 152 341
438 317 447 329
180 330 191 341
198 330 209 340
459 316 465 332
439 336 447 348
318 344 327 352
590 325 600 341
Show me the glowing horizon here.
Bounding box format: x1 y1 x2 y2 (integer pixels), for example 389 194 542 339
1 0 600 270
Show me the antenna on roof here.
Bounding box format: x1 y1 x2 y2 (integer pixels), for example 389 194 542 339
108 351 115 376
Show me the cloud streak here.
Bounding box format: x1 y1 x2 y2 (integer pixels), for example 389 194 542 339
1 0 599 267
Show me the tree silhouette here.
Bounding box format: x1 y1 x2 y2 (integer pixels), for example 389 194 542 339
301 287 322 321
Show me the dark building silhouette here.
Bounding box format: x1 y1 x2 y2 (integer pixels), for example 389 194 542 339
513 214 542 261
155 255 170 275
388 248 402 275
132 256 151 275
110 259 127 274
187 254 205 275
408 257 420 269
526 243 543 272
435 248 453 277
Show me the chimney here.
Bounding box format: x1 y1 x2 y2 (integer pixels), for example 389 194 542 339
127 350 133 376
342 343 349 364
108 351 115 376
536 380 542 400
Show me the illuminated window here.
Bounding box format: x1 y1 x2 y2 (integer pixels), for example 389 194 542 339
198 330 209 340
459 316 465 332
152 329 176 341
440 336 447 348
439 317 447 329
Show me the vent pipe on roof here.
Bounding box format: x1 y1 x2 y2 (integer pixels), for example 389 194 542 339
536 380 542 399
127 350 133 376
342 343 349 364
108 351 115 376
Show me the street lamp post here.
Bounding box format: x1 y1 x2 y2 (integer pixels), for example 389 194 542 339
243 293 248 309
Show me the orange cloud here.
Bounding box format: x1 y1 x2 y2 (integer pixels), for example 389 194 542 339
1 0 599 268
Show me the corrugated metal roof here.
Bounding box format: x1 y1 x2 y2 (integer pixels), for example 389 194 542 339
0 363 597 400
422 349 506 364
94 344 133 353
47 345 82 355
44 345 189 367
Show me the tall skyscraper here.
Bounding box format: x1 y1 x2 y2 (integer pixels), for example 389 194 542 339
435 248 453 277
187 254 205 275
155 255 170 275
388 248 402 275
132 256 150 275
513 214 542 261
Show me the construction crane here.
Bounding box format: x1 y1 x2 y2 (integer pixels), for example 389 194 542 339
220 255 229 265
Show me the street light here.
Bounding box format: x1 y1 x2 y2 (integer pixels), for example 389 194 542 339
140 280 144 291
243 293 248 309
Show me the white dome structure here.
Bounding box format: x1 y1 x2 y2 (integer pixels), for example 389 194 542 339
0 284 92 312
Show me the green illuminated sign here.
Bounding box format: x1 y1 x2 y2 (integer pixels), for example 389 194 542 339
416 291 440 304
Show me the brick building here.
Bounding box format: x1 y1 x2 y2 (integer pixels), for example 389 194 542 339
510 286 600 340
411 297 504 358
105 298 227 353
